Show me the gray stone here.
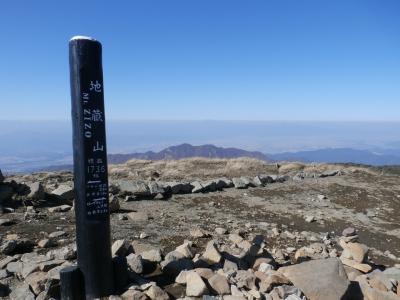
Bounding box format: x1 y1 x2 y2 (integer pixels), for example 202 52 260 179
48 204 72 213
119 181 151 198
252 175 265 187
319 170 339 178
51 185 74 200
112 239 131 257
166 181 193 194
223 259 238 273
186 271 209 297
39 259 65 272
305 215 316 223
7 261 23 274
342 227 357 237
0 269 9 279
176 243 194 258
144 285 169 300
27 182 44 200
191 181 204 193
232 177 249 189
109 195 120 212
37 239 52 248
148 182 166 196
127 211 149 222
47 244 76 260
0 255 18 269
278 258 350 300
126 253 144 273
20 253 50 264
215 178 233 189
0 240 17 255
141 249 163 263
162 257 194 277
234 270 257 290
0 218 14 226
25 271 47 295
10 282 35 300
48 231 66 238
202 180 217 192
202 241 221 264
208 274 230 295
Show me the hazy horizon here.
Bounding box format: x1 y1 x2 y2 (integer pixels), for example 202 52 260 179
1 120 400 172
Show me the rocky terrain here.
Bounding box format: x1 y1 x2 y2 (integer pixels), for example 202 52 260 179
0 157 400 299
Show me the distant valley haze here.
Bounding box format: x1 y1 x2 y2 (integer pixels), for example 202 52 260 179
1 120 400 173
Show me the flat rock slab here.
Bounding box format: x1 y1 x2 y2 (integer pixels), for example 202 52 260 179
278 258 350 300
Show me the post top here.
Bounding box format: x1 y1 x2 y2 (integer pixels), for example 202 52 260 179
70 35 98 42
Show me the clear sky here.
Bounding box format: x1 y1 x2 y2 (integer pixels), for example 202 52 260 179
0 0 399 121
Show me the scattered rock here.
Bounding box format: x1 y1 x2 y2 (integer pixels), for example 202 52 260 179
126 253 144 273
202 241 222 265
279 258 350 300
340 240 369 263
232 177 249 189
305 215 316 223
0 218 14 226
190 227 208 238
112 239 131 257
118 181 151 198
144 285 169 300
25 271 47 295
208 274 230 295
186 271 209 297
51 185 74 200
342 227 357 237
109 195 120 212
9 282 35 300
141 249 163 263
48 205 72 213
127 211 149 222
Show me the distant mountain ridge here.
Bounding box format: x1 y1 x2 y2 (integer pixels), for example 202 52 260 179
108 143 268 164
24 144 400 173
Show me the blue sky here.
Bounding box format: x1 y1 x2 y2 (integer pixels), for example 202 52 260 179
0 0 399 121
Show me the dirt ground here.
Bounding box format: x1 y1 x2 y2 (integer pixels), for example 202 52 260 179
2 160 400 267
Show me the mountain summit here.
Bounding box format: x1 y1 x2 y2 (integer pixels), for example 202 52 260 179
108 143 269 164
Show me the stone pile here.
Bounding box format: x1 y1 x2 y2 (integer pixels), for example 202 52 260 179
0 167 341 213
0 222 399 299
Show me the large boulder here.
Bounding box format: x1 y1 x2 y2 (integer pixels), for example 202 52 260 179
215 178 234 189
278 258 351 300
165 182 193 194
191 181 204 193
51 185 74 200
26 182 45 200
118 181 151 198
232 177 249 189
108 195 120 213
147 182 166 197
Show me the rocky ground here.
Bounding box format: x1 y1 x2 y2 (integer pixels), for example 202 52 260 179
0 158 400 299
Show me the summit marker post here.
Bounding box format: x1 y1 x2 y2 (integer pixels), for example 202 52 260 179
66 36 114 298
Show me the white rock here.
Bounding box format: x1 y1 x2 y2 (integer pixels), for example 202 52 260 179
186 271 208 297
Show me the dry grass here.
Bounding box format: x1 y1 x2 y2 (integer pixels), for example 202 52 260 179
109 157 365 181
109 157 278 181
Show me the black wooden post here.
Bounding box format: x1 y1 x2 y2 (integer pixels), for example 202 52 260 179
60 266 85 300
67 36 114 298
